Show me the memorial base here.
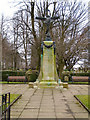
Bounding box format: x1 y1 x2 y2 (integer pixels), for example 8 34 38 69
39 81 58 88
37 41 61 88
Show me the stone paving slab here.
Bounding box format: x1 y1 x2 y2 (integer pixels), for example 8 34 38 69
1 84 89 119
56 113 74 118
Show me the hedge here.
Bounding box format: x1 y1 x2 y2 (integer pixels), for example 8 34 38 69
1 70 90 82
1 70 26 81
70 72 90 76
25 70 39 82
62 72 90 81
70 72 90 81
1 70 39 82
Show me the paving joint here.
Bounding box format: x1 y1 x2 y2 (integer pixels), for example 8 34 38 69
2 84 89 119
37 88 44 118
17 88 37 118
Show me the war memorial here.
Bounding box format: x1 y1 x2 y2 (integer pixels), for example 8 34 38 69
0 2 89 120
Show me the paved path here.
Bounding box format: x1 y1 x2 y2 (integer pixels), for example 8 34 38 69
2 84 89 119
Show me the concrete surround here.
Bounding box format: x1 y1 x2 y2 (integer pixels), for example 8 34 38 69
1 84 89 119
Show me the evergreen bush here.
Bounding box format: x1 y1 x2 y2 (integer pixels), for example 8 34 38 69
25 69 39 82
70 72 90 81
62 71 90 81
1 70 26 81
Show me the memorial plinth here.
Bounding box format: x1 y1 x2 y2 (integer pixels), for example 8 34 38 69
36 41 59 88
35 11 63 88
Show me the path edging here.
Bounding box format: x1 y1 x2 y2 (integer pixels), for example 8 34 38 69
74 95 90 113
10 94 22 107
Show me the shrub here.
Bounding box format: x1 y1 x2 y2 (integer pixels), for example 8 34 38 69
62 71 70 76
70 72 90 76
1 70 26 81
69 72 90 81
62 71 90 82
25 69 39 82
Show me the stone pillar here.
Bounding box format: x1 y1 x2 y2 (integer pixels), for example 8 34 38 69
37 41 59 88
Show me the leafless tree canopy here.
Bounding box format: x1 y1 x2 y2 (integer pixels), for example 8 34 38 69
0 0 88 76
0 15 24 70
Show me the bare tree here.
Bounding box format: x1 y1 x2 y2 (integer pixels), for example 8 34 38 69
0 15 23 70
52 1 88 78
11 0 88 77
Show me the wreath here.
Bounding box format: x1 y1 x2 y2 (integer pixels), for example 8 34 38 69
43 41 55 48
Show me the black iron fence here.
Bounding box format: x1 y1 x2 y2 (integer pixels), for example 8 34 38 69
0 92 10 120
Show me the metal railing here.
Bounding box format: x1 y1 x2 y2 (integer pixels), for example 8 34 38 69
0 92 10 120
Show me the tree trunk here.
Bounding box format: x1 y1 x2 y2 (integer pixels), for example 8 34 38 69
58 63 64 80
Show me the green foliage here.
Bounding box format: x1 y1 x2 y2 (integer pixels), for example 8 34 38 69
70 72 90 76
10 94 20 103
25 70 39 82
62 72 90 81
0 94 20 106
62 71 70 76
0 81 28 84
69 72 90 81
1 70 39 82
76 95 90 110
68 82 89 84
1 70 26 81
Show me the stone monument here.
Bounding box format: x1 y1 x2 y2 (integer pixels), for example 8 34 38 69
35 10 62 88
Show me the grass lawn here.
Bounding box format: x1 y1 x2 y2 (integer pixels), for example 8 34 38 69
75 95 90 110
10 94 21 103
0 81 28 84
0 94 21 106
68 82 89 84
1 81 89 84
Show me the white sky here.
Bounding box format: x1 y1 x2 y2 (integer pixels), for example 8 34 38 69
0 0 89 69
0 0 90 17
0 0 18 17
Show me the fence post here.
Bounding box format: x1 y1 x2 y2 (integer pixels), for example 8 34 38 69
7 93 10 120
0 93 10 120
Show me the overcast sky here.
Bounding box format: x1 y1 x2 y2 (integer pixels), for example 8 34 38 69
0 0 89 18
0 0 89 69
